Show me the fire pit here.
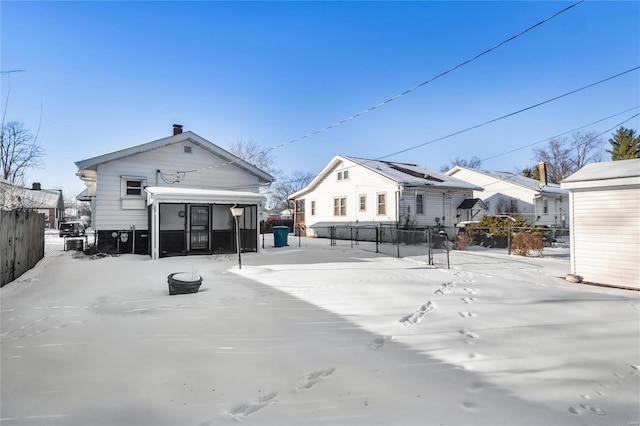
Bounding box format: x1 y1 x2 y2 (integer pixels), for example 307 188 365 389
168 272 203 295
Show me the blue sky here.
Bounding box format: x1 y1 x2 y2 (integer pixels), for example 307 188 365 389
2 1 639 196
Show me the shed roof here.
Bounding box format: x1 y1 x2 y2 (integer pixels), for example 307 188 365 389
561 159 640 183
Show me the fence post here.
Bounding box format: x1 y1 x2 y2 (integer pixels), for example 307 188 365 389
298 227 301 247
396 229 400 258
507 224 512 255
376 225 379 253
446 236 450 269
350 227 353 249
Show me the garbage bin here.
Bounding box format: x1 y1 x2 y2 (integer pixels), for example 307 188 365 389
273 226 289 247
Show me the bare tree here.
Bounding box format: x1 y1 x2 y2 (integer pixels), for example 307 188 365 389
530 130 604 183
440 156 482 173
228 139 276 174
1 121 44 185
269 170 315 210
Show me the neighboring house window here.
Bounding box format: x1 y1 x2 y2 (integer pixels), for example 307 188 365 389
510 199 518 212
377 192 386 215
359 194 366 212
311 200 316 216
416 193 424 215
337 170 349 181
334 197 346 216
543 199 548 214
183 146 192 154
125 179 143 196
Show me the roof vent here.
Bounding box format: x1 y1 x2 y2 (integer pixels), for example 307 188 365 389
173 124 183 135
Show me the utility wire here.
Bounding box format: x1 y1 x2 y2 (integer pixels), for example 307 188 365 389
167 0 588 179
376 66 640 160
479 106 640 162
263 0 585 155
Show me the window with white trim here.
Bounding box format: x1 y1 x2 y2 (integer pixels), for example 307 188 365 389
311 200 316 216
359 194 366 212
337 170 349 181
334 197 346 216
121 177 145 197
416 193 424 215
377 192 386 215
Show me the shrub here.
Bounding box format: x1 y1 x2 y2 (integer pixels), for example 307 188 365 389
456 232 473 250
511 232 544 256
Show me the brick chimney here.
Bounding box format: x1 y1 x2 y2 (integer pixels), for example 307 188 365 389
538 162 547 186
32 182 41 191
172 124 183 136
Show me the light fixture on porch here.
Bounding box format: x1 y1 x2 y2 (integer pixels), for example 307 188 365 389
230 205 244 269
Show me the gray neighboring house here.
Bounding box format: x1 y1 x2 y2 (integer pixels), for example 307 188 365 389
561 158 640 290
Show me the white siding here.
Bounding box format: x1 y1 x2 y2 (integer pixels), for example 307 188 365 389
302 159 398 227
570 188 640 289
94 141 261 230
449 168 568 226
399 189 472 229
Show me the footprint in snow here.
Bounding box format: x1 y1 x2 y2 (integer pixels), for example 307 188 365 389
368 335 393 350
463 288 477 295
434 282 455 295
459 330 479 339
294 368 336 392
461 297 475 304
399 302 436 325
228 392 278 419
459 312 477 318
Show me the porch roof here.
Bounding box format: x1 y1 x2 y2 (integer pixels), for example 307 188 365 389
145 186 265 205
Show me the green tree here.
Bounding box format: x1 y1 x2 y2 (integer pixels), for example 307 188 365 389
607 127 639 160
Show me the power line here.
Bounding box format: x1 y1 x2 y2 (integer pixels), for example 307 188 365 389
169 0 587 179
479 106 640 162
376 66 639 161
264 0 585 154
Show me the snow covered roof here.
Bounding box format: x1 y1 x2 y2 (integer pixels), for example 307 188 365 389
561 159 640 190
290 155 482 199
447 166 567 195
144 186 265 205
75 130 273 184
0 181 63 210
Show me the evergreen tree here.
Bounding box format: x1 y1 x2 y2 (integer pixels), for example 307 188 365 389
607 127 639 160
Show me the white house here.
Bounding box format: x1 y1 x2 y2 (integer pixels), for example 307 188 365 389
289 155 483 237
561 159 640 290
446 163 569 227
75 125 273 259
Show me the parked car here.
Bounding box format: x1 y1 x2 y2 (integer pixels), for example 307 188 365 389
59 221 86 237
265 214 281 224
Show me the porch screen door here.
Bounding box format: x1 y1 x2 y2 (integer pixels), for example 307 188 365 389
190 205 209 251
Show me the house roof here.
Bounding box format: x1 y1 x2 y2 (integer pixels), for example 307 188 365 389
75 131 274 183
457 198 488 210
144 186 265 205
290 155 482 199
561 159 640 190
0 181 64 210
447 166 567 196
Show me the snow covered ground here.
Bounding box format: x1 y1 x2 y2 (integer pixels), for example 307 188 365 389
1 235 638 425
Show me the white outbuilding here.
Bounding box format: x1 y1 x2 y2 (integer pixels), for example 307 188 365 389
561 159 640 289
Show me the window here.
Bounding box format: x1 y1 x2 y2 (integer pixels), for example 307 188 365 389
337 170 349 181
334 197 346 216
416 193 424 215
377 193 386 215
183 146 192 154
126 180 143 196
311 200 316 216
543 199 548 214
359 194 366 212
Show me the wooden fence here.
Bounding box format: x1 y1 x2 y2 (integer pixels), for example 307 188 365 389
1 210 45 287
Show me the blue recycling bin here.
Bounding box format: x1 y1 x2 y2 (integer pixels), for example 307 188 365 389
273 226 289 247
